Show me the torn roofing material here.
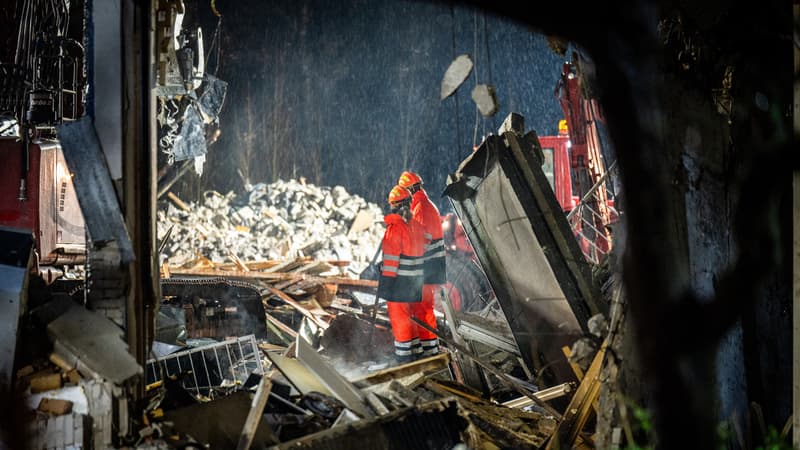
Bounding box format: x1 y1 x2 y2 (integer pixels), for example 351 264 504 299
444 130 605 381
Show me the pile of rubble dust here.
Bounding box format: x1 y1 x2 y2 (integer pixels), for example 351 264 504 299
158 179 385 275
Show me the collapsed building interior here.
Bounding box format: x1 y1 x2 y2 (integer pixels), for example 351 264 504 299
0 0 795 449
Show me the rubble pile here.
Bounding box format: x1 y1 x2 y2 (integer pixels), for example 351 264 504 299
158 179 385 274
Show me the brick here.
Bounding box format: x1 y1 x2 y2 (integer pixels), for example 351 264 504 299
29 373 62 393
66 369 82 384
16 365 34 378
38 398 74 415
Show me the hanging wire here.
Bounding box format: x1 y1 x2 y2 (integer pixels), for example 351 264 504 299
471 8 480 149
205 16 223 76
482 11 496 132
449 3 461 153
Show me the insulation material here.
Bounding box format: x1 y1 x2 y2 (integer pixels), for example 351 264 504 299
171 104 207 163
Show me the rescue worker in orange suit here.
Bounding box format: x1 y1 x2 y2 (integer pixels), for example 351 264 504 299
397 171 445 357
377 186 427 363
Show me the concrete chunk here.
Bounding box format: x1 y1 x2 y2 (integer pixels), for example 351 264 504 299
440 54 473 100
47 303 142 384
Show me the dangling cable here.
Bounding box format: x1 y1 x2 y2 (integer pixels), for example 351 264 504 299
482 11 496 132
471 9 480 149
449 2 461 153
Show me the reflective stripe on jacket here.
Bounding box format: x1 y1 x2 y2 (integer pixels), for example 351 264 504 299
377 213 425 303
411 190 447 285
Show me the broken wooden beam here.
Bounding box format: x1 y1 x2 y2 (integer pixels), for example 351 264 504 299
352 353 451 388
264 312 298 340
168 267 378 288
545 337 609 449
166 192 191 212
411 317 562 419
264 287 329 330
236 378 273 450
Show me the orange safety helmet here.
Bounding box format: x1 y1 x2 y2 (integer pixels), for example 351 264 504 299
388 185 412 207
398 171 423 189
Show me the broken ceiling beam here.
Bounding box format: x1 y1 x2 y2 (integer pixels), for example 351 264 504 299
46 303 142 385
365 391 391 415
295 337 372 418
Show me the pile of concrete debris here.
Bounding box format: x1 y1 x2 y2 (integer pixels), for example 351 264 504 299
129 249 608 449
5 247 612 449
158 178 385 275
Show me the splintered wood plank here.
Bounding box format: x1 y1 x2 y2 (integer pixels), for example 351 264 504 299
263 258 306 274
352 353 451 387
167 267 378 288
562 345 586 382
167 192 191 212
546 338 609 450
228 250 250 272
265 287 329 330
290 260 334 275
236 378 273 450
264 312 298 339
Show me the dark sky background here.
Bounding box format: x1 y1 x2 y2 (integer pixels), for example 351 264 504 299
190 0 565 211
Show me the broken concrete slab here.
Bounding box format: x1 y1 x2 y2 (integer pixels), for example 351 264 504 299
47 302 142 385
265 352 333 397
445 123 605 384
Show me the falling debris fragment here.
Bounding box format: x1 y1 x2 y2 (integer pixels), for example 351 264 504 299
440 54 473 100
471 84 499 117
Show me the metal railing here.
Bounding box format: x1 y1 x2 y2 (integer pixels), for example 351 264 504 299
567 163 618 265
146 335 263 399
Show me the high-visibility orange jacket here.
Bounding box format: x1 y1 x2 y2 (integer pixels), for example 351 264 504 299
410 189 446 285
377 213 425 303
